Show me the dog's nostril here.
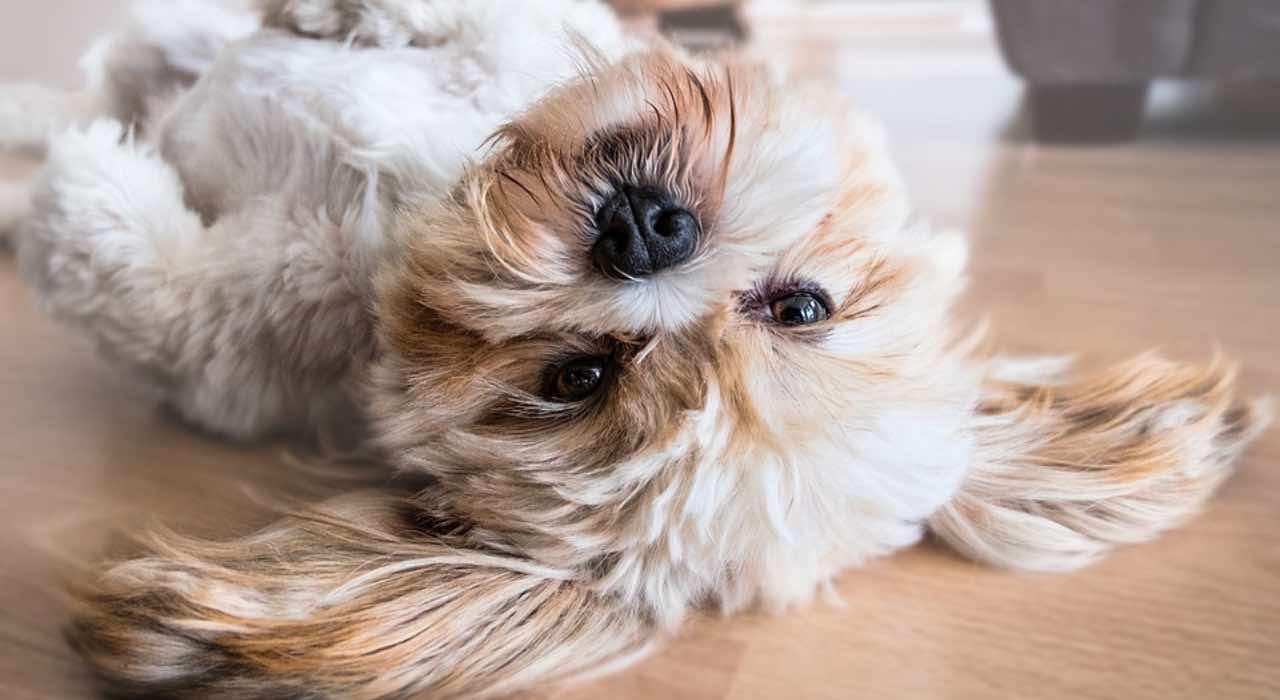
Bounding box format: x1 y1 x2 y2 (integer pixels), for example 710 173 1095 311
592 187 699 279
602 219 635 251
654 209 698 240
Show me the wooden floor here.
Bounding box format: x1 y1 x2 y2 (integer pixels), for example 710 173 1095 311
2 3 1278 699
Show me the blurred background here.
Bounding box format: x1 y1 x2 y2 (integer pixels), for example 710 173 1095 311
0 2 1277 699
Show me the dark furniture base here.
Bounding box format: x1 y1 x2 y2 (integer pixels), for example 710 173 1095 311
1027 83 1150 143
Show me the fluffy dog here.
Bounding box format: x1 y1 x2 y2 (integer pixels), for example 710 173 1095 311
0 1 1270 698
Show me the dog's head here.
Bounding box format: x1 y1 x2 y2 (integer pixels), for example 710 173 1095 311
372 47 977 613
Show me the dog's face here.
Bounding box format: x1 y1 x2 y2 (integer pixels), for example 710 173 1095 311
373 48 977 613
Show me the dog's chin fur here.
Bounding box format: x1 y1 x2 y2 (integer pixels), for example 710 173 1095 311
2 1 1270 698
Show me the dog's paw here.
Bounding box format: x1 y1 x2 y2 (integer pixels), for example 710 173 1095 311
18 120 203 367
23 120 198 280
259 0 448 48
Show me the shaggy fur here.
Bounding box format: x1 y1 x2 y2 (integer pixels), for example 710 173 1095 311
1 1 1270 698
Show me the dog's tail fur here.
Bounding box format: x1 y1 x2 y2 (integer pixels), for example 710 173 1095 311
931 353 1272 571
68 491 657 699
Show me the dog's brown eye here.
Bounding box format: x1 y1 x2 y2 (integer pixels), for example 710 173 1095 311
548 357 608 402
771 293 830 326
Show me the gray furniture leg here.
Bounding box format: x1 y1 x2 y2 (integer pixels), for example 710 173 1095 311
1026 83 1149 143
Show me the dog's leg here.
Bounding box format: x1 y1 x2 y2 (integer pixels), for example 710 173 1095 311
69 490 657 699
930 354 1272 571
19 120 373 440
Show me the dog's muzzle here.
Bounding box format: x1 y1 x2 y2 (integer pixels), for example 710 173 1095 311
592 186 699 279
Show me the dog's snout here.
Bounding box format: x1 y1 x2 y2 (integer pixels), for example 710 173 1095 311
592 187 699 279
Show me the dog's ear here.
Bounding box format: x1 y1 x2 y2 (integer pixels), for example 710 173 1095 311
930 354 1271 571
68 491 655 699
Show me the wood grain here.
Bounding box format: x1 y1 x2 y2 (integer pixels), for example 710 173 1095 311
1 3 1278 699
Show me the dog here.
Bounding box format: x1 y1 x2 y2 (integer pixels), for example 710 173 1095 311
0 1 1270 697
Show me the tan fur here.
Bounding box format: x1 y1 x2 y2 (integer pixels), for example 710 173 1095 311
70 492 656 699
931 355 1273 571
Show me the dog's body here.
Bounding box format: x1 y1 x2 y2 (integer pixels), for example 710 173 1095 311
1 1 1270 698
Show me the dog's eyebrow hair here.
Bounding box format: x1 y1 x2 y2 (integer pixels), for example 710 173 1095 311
661 76 682 125
578 126 650 165
631 334 662 364
717 69 738 200
835 258 898 321
685 69 715 136
533 161 557 201
645 99 665 128
498 169 541 207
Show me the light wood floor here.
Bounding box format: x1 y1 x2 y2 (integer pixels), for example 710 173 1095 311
2 3 1278 699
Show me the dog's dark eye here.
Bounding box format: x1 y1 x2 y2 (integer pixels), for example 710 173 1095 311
771 293 830 326
547 356 609 402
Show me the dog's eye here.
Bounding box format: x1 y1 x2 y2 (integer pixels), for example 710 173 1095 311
547 356 609 402
770 292 830 326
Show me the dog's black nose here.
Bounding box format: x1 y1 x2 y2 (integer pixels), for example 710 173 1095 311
592 187 699 278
